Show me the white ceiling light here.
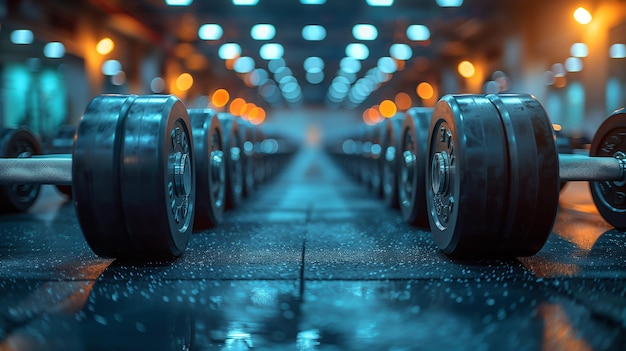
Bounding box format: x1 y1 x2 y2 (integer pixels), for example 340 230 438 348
352 24 378 40
406 25 430 41
302 25 326 41
390 43 412 60
234 56 255 73
165 0 193 5
260 43 284 60
346 43 369 60
366 0 393 6
11 29 34 45
377 57 397 74
233 0 259 5
218 43 242 60
436 0 463 7
609 43 626 59
198 24 223 40
304 57 324 72
340 57 362 74
44 42 65 58
251 24 276 40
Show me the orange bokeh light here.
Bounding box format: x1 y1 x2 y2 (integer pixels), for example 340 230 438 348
249 107 266 125
229 97 246 116
379 100 397 118
417 82 434 100
211 89 230 108
176 73 194 91
394 92 412 111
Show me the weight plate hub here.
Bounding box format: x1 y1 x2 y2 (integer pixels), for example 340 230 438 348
590 108 626 229
398 107 432 226
189 109 225 229
74 95 195 259
0 128 43 212
427 95 509 256
218 113 244 209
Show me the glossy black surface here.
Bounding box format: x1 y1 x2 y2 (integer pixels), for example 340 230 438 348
1 147 625 350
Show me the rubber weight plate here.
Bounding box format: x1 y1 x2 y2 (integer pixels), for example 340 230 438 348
381 115 404 208
74 95 195 260
189 109 225 229
487 94 559 256
398 107 432 226
427 95 508 257
121 95 195 259
0 128 43 212
590 108 626 229
73 95 138 258
218 113 244 209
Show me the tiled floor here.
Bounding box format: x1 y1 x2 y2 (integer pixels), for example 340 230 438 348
1 146 625 350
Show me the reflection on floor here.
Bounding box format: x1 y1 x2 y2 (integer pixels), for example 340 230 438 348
0 146 625 350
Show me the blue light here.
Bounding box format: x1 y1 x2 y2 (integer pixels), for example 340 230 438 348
251 24 276 40
390 43 412 60
570 43 588 58
436 0 463 7
11 29 34 45
352 24 377 41
300 0 326 4
233 0 258 5
366 0 393 6
165 0 193 5
610 43 626 59
260 43 284 60
218 43 242 60
346 43 369 60
234 56 255 73
340 57 361 74
302 25 326 41
304 57 324 72
101 60 122 76
377 57 397 74
406 25 430 41
44 42 65 58
198 24 223 40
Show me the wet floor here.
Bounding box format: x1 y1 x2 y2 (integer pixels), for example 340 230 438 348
1 146 625 350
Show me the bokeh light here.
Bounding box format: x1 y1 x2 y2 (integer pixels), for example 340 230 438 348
211 89 230 107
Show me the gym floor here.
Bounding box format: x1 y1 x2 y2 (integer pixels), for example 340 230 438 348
1 146 625 351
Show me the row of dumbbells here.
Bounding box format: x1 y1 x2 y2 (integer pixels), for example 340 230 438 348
0 94 298 261
329 93 626 258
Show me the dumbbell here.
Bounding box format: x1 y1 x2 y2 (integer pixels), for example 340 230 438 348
397 107 433 226
426 93 626 258
0 95 196 260
0 128 43 212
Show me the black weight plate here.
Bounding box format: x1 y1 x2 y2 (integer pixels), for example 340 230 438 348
398 107 432 226
120 95 195 259
189 109 225 229
487 94 560 256
218 113 244 209
589 108 626 229
0 128 43 212
73 95 138 258
238 120 256 197
381 115 404 208
426 95 508 257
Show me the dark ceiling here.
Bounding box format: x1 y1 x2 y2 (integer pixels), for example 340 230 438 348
2 0 522 107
